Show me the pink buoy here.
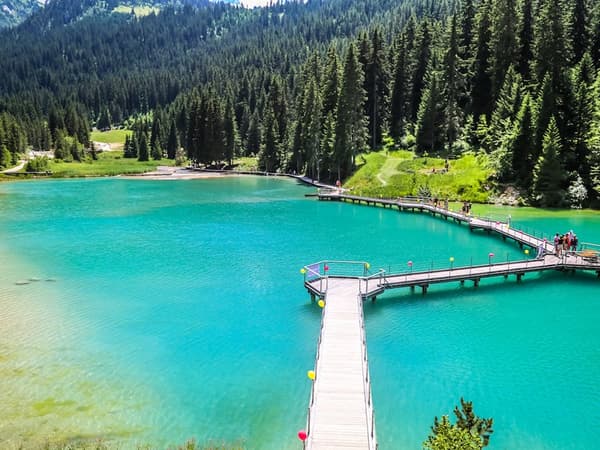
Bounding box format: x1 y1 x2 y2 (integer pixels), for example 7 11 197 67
408 261 413 266
324 265 329 272
488 252 495 258
298 430 308 441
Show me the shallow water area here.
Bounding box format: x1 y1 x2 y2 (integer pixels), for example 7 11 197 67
0 177 599 449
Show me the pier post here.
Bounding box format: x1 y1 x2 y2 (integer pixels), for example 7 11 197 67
410 286 415 292
516 273 524 282
371 296 377 303
473 279 480 287
310 293 316 302
421 285 428 295
460 280 465 285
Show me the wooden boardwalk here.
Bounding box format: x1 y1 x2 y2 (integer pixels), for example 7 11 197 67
317 191 556 253
306 279 376 450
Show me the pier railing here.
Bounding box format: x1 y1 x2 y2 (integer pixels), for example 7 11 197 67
356 292 378 450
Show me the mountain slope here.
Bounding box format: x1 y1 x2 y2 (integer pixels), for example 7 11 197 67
0 0 47 29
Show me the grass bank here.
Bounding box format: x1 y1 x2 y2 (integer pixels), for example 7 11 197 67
49 152 176 177
90 130 132 151
344 150 493 202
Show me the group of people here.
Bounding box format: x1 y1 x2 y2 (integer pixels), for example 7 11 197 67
553 231 578 256
461 201 472 215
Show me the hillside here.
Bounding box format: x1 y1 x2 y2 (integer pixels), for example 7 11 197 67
0 0 46 29
1 0 600 208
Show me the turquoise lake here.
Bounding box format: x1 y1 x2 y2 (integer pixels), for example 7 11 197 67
1 177 599 449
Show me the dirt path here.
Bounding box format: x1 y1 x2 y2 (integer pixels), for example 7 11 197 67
2 160 26 173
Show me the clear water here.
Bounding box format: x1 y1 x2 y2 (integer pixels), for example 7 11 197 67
0 177 599 449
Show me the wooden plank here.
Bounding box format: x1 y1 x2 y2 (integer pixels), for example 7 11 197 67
307 280 375 450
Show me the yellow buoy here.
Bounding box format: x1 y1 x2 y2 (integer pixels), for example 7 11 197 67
524 249 530 255
307 370 315 380
318 300 325 308
300 268 306 274
364 262 370 270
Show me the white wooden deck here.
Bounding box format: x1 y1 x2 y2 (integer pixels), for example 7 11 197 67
307 279 376 450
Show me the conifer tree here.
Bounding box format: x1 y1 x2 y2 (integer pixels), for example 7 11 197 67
410 21 432 121
390 34 408 139
586 66 600 198
151 139 162 160
458 0 476 61
246 111 262 157
533 0 570 83
365 28 390 149
334 43 368 180
510 93 535 188
488 0 519 100
443 15 465 148
489 65 523 150
322 46 341 119
167 119 179 160
90 141 98 160
470 0 493 119
258 105 281 173
416 71 445 154
223 101 239 166
570 0 590 64
591 3 600 66
300 77 323 180
517 0 533 80
571 53 595 180
138 131 149 162
532 117 566 206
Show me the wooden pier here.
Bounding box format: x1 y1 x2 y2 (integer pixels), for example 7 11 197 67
305 280 376 450
302 192 600 448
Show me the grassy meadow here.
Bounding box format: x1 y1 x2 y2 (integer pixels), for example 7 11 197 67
90 129 132 151
49 152 176 177
345 150 494 202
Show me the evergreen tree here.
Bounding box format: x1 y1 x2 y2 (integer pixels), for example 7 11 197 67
571 53 595 181
453 398 494 447
0 144 11 169
151 139 162 160
489 65 523 150
300 77 323 180
517 0 533 80
424 415 483 450
416 71 445 154
587 67 600 198
365 28 390 149
458 0 476 61
150 114 162 158
532 117 567 206
322 46 341 118
470 0 493 118
410 21 433 121
223 100 240 166
533 0 570 83
591 3 600 66
246 111 262 157
97 107 112 130
488 0 519 100
390 34 408 139
258 105 281 173
90 141 98 160
570 0 590 64
138 131 149 161
333 43 368 180
442 15 465 148
167 119 179 160
510 94 535 188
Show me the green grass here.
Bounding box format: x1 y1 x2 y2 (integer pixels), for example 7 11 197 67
49 152 176 178
232 156 259 171
345 150 494 202
90 130 132 150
